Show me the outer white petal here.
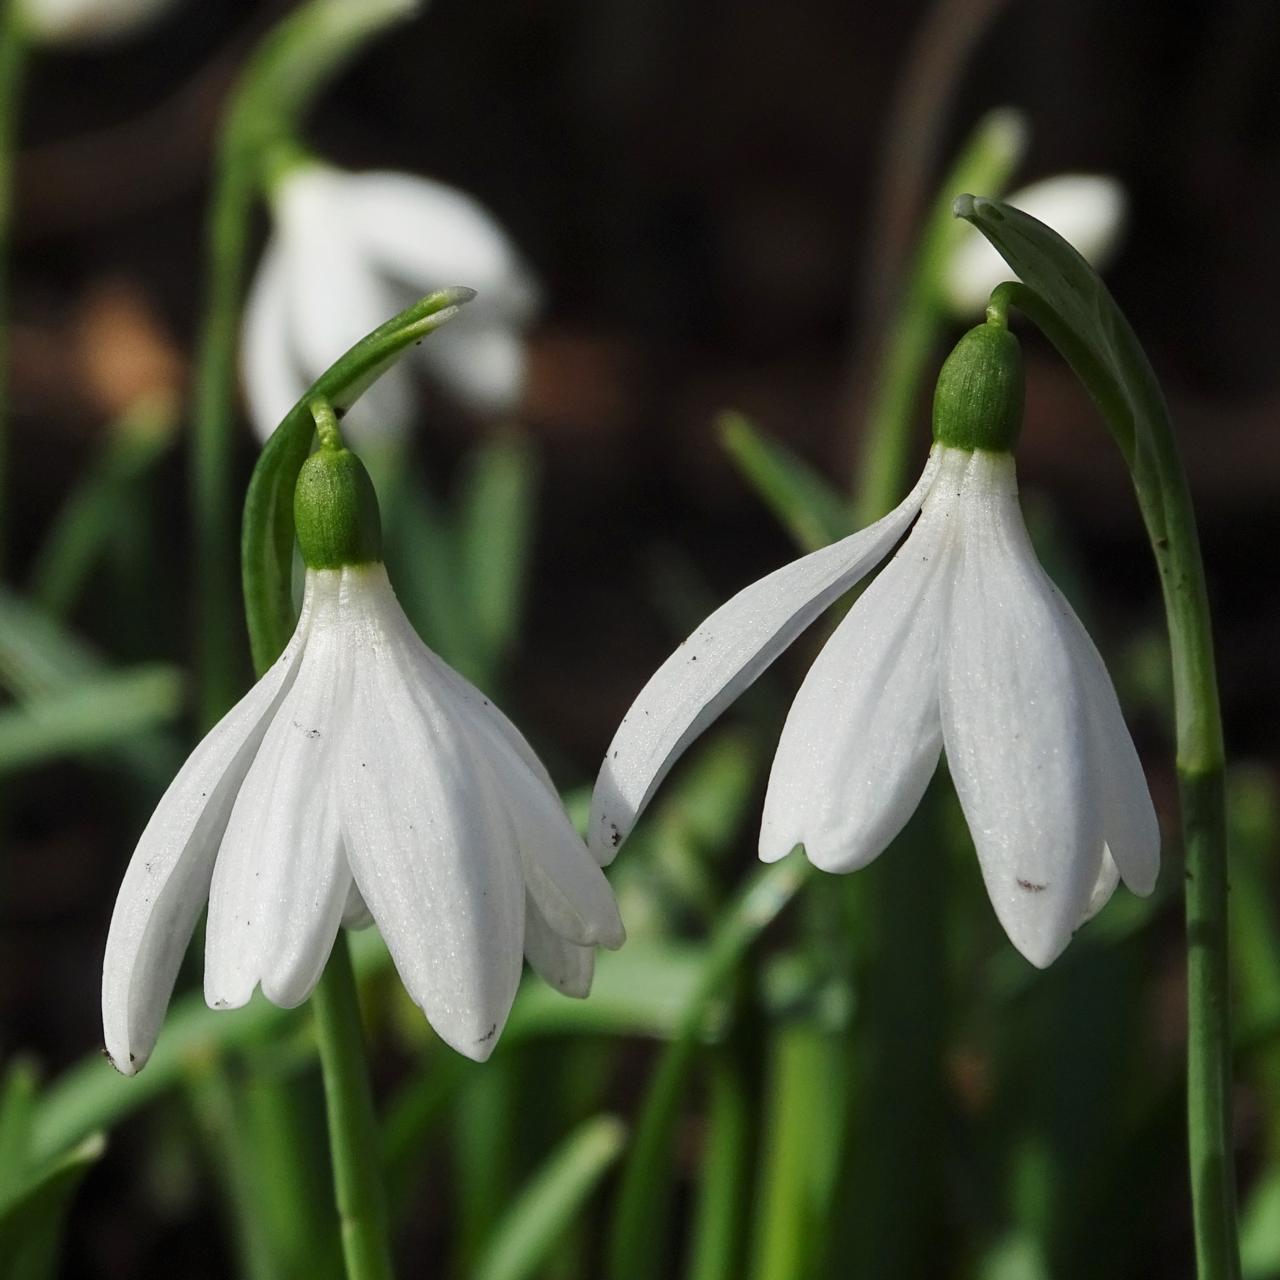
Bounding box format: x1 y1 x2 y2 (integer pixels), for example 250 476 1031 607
343 172 540 323
101 583 317 1074
760 448 970 870
939 451 1104 968
1054 591 1160 896
589 448 942 864
523 897 596 999
381 585 623 949
205 572 351 1010
241 238 306 444
944 174 1126 316
274 165 414 439
336 567 525 1061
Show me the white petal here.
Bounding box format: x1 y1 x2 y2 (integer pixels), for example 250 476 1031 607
945 174 1126 316
101 582 318 1074
344 172 540 323
939 451 1104 968
523 897 595 999
1054 591 1160 896
205 571 351 1010
760 447 970 870
336 567 525 1061
589 447 942 863
274 165 415 439
241 238 305 443
416 321 527 418
385 598 623 949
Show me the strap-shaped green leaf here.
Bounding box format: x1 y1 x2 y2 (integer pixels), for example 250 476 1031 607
240 288 473 675
475 1115 627 1280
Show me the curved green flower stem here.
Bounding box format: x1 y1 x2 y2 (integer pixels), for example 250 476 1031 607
311 936 396 1280
982 272 1235 1276
607 855 812 1280
0 0 26 575
850 107 1025 524
192 0 422 727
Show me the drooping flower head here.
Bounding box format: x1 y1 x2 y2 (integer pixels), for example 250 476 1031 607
103 414 622 1073
591 322 1157 966
242 160 541 442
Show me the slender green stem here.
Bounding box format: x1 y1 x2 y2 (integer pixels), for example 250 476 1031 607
312 935 396 1280
191 151 255 728
989 277 1236 1279
0 0 26 576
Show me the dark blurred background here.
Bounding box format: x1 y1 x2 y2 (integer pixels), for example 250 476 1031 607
3 0 1279 1274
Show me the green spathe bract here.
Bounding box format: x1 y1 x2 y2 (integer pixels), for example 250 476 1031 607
931 322 1023 453
294 443 382 570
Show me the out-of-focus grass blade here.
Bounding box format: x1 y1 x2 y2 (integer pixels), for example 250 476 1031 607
717 413 851 553
0 1132 104 1280
0 1059 38 1206
0 586 181 787
750 1024 842 1280
456 432 538 680
974 1233 1052 1280
607 856 811 1280
687 1051 752 1280
0 664 183 774
381 1050 469 1219
28 394 177 619
474 1116 627 1280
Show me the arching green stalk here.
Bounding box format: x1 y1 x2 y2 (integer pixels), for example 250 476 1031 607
959 194 1237 1279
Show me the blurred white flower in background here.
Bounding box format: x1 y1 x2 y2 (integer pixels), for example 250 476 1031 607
944 174 1127 316
20 0 178 44
242 162 541 442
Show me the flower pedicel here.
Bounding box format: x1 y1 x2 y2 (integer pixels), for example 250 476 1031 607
591 321 1158 966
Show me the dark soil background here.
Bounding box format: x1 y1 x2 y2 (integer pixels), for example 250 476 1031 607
3 0 1279 1273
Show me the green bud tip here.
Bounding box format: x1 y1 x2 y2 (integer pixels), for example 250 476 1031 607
931 321 1024 453
294 418 383 571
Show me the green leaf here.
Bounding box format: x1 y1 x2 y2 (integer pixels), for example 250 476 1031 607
475 1116 627 1280
27 394 177 619
0 1133 104 1280
0 586 180 787
456 432 539 681
0 664 183 775
717 412 851 552
0 1059 38 1207
241 288 474 675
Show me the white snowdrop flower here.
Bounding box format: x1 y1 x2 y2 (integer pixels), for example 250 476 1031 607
20 0 177 44
242 161 541 442
591 323 1157 967
104 435 621 1075
944 175 1126 317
